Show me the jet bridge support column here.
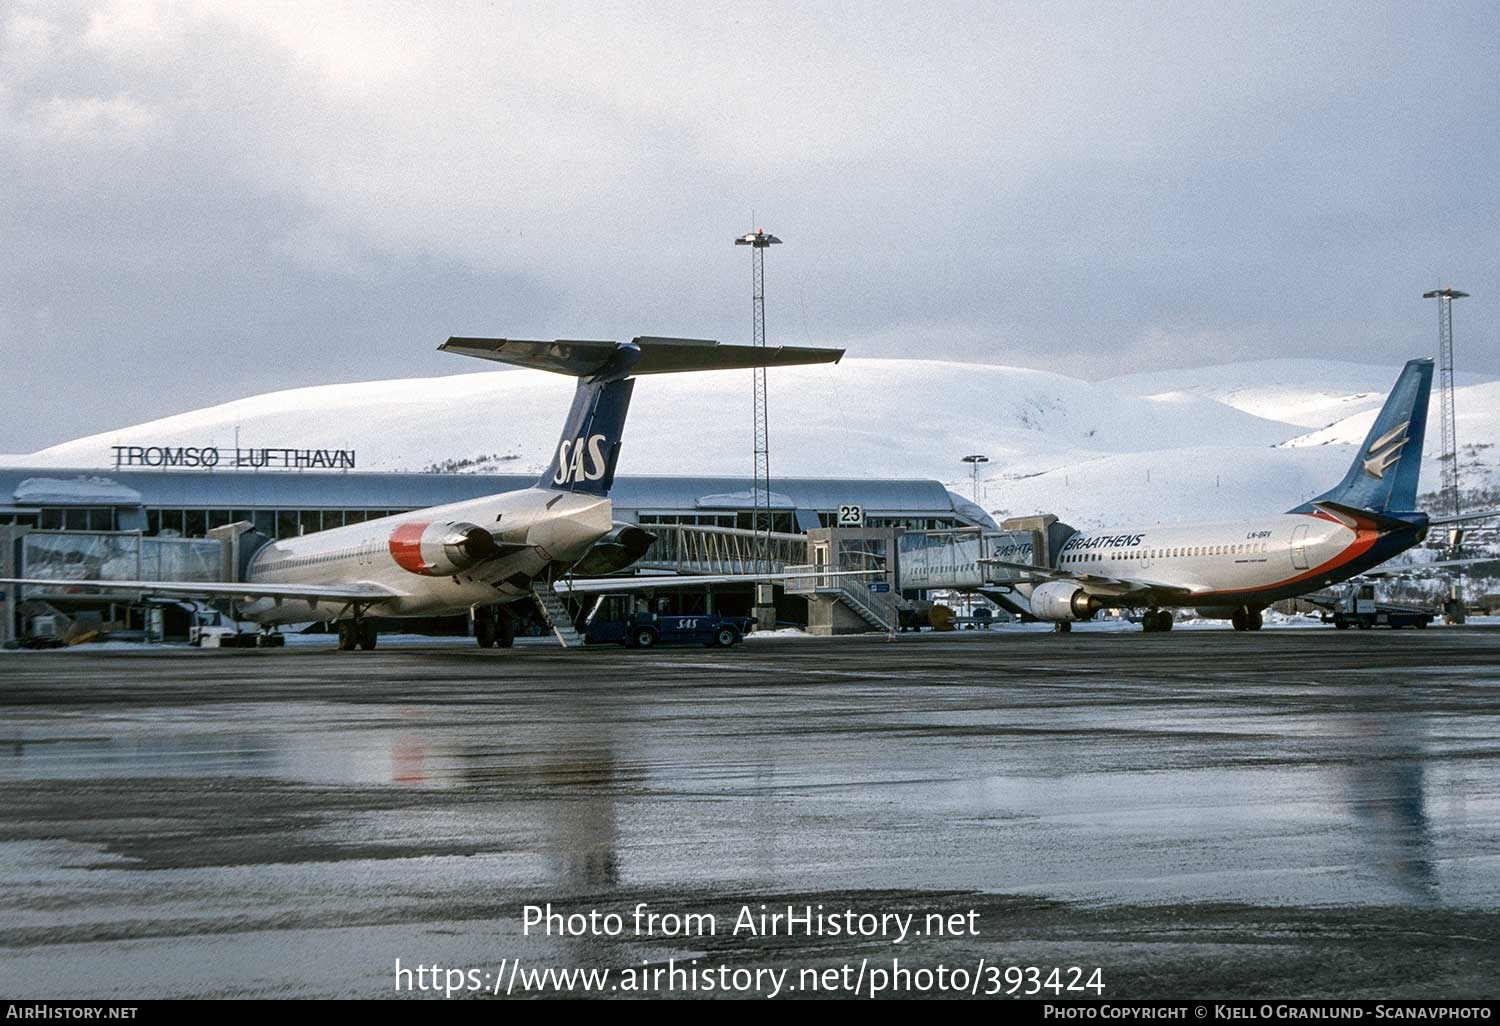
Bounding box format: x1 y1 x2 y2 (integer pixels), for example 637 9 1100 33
0 524 25 646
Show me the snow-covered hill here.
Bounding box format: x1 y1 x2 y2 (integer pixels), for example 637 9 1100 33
4 357 1496 531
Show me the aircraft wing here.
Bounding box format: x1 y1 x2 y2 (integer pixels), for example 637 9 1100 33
0 578 399 605
553 569 880 595
1427 508 1500 526
979 559 1195 602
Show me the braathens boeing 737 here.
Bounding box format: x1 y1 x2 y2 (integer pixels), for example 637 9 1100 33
3 336 850 650
979 358 1496 631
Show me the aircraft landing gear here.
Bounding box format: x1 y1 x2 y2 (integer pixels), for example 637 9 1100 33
336 616 378 651
1231 607 1263 631
1143 609 1173 632
256 629 284 648
1053 621 1072 633
473 606 516 649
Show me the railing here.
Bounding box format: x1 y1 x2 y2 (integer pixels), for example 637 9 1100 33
634 524 809 575
784 562 900 632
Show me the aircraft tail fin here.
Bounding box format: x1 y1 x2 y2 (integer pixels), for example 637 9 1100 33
439 335 844 497
1292 358 1433 515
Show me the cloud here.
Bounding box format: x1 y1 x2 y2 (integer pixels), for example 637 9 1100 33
1 0 1497 452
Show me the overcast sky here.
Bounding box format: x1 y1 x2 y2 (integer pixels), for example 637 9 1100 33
2 0 1497 453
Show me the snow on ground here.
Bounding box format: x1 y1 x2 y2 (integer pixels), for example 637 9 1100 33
5 356 1496 529
1102 358 1496 428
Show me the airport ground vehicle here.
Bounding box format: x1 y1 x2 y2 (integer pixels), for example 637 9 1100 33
1320 584 1433 630
582 596 754 648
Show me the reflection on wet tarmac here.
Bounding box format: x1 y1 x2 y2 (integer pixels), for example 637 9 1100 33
2 631 1500 997
3 644 1499 910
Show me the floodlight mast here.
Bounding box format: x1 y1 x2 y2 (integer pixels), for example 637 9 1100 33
735 228 782 577
961 454 990 506
1423 287 1468 519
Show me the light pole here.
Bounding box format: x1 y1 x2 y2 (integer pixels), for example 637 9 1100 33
736 227 782 630
961 454 989 506
736 228 781 574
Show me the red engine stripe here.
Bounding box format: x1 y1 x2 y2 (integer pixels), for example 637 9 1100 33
389 521 432 575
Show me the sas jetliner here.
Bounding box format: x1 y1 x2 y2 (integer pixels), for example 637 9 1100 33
4 336 848 649
983 358 1496 631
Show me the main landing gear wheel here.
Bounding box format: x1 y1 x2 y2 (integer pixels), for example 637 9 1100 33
358 620 378 650
1053 621 1072 633
1155 610 1173 632
476 617 497 648
336 622 357 651
496 613 515 649
1231 608 1263 631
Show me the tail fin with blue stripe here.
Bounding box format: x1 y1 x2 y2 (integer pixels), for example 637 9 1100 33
1291 358 1432 515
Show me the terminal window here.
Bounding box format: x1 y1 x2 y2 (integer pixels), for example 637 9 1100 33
144 508 417 539
40 508 115 531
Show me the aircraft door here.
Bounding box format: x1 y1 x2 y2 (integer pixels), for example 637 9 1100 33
1291 524 1310 570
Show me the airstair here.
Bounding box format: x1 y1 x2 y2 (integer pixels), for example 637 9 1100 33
531 583 585 648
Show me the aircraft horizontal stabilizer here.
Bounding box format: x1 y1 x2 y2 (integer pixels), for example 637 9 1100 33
1309 501 1414 532
1426 508 1500 526
1357 554 1498 579
439 336 843 378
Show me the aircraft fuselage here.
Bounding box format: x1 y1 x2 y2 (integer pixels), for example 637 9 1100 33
237 487 612 624
1035 510 1428 610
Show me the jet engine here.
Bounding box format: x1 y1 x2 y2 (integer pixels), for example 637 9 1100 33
388 521 502 577
1028 580 1105 622
567 524 657 577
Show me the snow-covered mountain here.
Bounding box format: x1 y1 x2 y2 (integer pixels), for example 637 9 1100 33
5 357 1497 531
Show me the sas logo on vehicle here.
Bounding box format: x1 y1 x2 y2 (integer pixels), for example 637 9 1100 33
553 433 610 485
1362 420 1409 480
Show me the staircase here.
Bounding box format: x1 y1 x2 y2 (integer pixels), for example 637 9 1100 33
531 583 585 648
835 584 897 633
784 565 899 634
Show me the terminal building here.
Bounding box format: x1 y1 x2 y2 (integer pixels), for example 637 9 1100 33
0 466 995 645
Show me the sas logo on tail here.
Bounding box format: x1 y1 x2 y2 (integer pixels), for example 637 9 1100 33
553 434 610 485
1362 421 1409 480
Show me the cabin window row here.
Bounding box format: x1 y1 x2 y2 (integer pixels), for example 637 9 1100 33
1061 543 1271 563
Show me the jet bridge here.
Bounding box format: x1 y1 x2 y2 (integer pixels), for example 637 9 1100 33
895 514 1078 619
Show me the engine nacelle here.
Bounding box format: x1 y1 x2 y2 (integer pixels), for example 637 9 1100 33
388 520 501 577
1029 580 1105 622
568 524 657 577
